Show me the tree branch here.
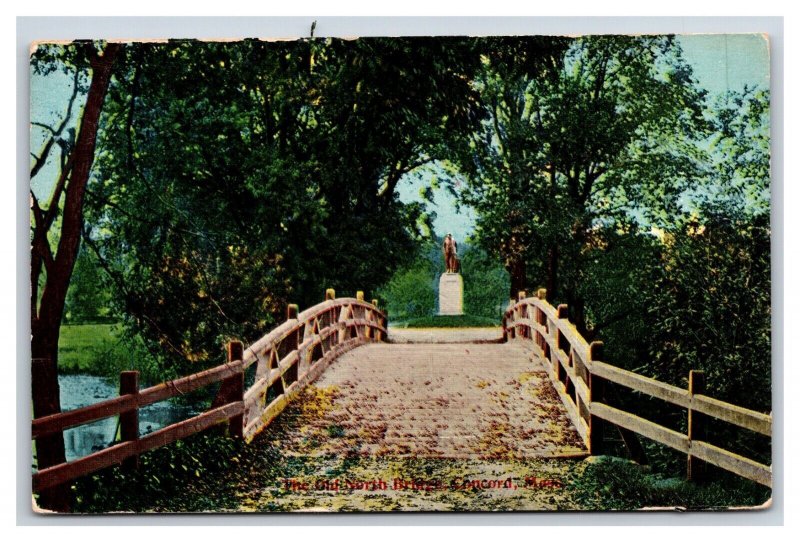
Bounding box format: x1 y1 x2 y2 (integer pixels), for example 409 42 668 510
30 69 81 179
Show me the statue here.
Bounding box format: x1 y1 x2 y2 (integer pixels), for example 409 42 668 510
442 233 460 273
439 233 463 315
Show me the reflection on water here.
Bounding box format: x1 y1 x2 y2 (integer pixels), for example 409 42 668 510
58 374 199 462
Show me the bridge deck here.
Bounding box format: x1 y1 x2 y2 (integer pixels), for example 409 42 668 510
274 342 586 459
387 326 503 343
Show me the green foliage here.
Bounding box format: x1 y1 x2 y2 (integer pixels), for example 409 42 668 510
68 431 243 513
377 252 437 321
460 245 510 319
64 246 114 323
578 227 664 367
568 456 770 510
645 212 771 412
704 87 770 217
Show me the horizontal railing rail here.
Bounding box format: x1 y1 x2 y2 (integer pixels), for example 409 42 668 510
32 290 386 493
503 289 772 488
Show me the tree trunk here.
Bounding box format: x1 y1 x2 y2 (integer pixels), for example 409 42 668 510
546 244 559 301
565 288 588 336
508 255 527 300
31 43 121 512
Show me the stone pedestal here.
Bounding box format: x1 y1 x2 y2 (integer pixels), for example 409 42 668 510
438 273 464 316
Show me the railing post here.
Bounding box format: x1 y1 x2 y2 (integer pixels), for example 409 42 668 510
556 304 569 347
506 300 516 340
515 291 527 336
119 370 140 471
286 303 300 351
688 369 707 483
373 299 383 341
587 342 605 455
536 288 547 300
211 341 244 438
325 288 336 301
554 304 569 383
357 292 371 339
371 299 382 341
227 340 245 439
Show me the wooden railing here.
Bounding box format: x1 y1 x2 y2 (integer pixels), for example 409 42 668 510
239 290 386 441
32 290 387 493
503 289 772 488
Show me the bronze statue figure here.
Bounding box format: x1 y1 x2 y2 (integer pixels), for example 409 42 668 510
443 233 460 273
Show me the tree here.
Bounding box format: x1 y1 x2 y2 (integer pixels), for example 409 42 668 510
453 36 708 333
31 41 122 511
64 245 112 323
84 38 483 375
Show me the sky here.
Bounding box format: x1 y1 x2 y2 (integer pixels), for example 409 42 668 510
30 34 770 242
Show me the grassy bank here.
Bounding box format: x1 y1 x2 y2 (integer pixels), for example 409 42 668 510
58 324 124 375
393 314 500 328
58 323 160 381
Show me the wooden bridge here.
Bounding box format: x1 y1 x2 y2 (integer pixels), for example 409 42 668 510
31 288 772 501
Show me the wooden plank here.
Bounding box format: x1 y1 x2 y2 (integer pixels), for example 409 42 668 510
278 350 300 374
692 394 772 437
574 373 590 406
32 394 137 440
33 402 243 493
592 361 691 409
512 318 536 329
691 440 771 488
243 394 289 441
32 361 244 439
242 319 302 368
551 319 591 366
591 402 690 453
526 299 558 321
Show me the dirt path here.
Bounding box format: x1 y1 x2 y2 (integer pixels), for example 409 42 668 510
388 326 503 343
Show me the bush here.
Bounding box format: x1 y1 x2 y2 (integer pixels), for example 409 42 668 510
377 255 437 321
460 245 510 319
569 456 770 510
67 431 243 513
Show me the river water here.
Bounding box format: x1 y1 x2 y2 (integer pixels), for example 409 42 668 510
58 374 199 462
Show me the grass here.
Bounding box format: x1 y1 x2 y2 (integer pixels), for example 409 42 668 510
394 314 501 328
58 323 161 381
58 324 125 374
